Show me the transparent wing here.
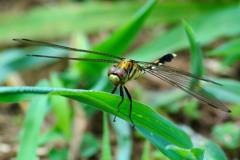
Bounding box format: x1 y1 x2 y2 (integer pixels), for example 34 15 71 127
27 54 119 63
13 38 123 60
147 65 230 112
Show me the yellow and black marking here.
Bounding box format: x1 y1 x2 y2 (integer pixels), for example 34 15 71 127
115 59 142 83
109 60 131 85
108 59 144 127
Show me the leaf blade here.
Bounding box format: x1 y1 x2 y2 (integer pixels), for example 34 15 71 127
0 86 193 159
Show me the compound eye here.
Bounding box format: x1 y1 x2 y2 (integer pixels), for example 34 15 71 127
116 69 127 79
108 66 117 75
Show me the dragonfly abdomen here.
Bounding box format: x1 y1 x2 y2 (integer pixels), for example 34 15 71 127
143 53 177 72
157 53 176 64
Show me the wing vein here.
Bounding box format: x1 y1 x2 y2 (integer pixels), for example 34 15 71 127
13 38 122 60
147 66 230 112
27 54 119 63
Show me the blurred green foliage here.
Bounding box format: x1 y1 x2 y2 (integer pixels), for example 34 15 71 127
212 122 240 149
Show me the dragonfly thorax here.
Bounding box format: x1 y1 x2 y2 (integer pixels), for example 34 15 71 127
108 59 142 86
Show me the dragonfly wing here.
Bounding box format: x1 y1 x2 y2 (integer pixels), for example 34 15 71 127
13 38 122 60
147 65 230 112
27 54 119 63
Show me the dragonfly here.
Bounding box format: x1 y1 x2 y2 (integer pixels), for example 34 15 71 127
13 38 230 127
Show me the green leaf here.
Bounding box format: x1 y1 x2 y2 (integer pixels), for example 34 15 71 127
191 148 205 160
208 38 240 66
212 122 240 149
182 126 227 160
17 82 49 160
0 47 67 83
202 140 227 160
183 20 205 79
208 38 240 56
2 2 231 46
96 0 156 53
0 87 51 102
230 104 240 119
38 128 66 146
79 0 157 78
129 6 240 61
141 140 150 160
48 148 68 160
145 89 186 107
223 53 240 66
101 112 111 160
111 116 132 160
50 73 72 139
80 133 100 158
204 78 240 104
165 145 204 160
183 99 201 120
137 127 191 160
0 86 193 159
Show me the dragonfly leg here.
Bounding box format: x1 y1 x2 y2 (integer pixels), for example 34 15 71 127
117 85 124 112
124 86 135 127
111 85 118 94
111 85 118 122
113 85 124 122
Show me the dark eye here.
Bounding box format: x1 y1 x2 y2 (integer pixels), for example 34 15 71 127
116 69 126 79
108 66 117 75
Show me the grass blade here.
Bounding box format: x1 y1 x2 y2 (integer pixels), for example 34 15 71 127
129 6 240 61
79 0 157 78
183 20 205 78
50 73 72 139
111 117 132 160
101 112 112 160
17 82 49 160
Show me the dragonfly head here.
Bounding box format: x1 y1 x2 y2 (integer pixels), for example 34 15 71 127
108 66 127 86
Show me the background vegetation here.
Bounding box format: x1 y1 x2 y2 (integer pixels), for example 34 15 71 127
0 0 239 159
